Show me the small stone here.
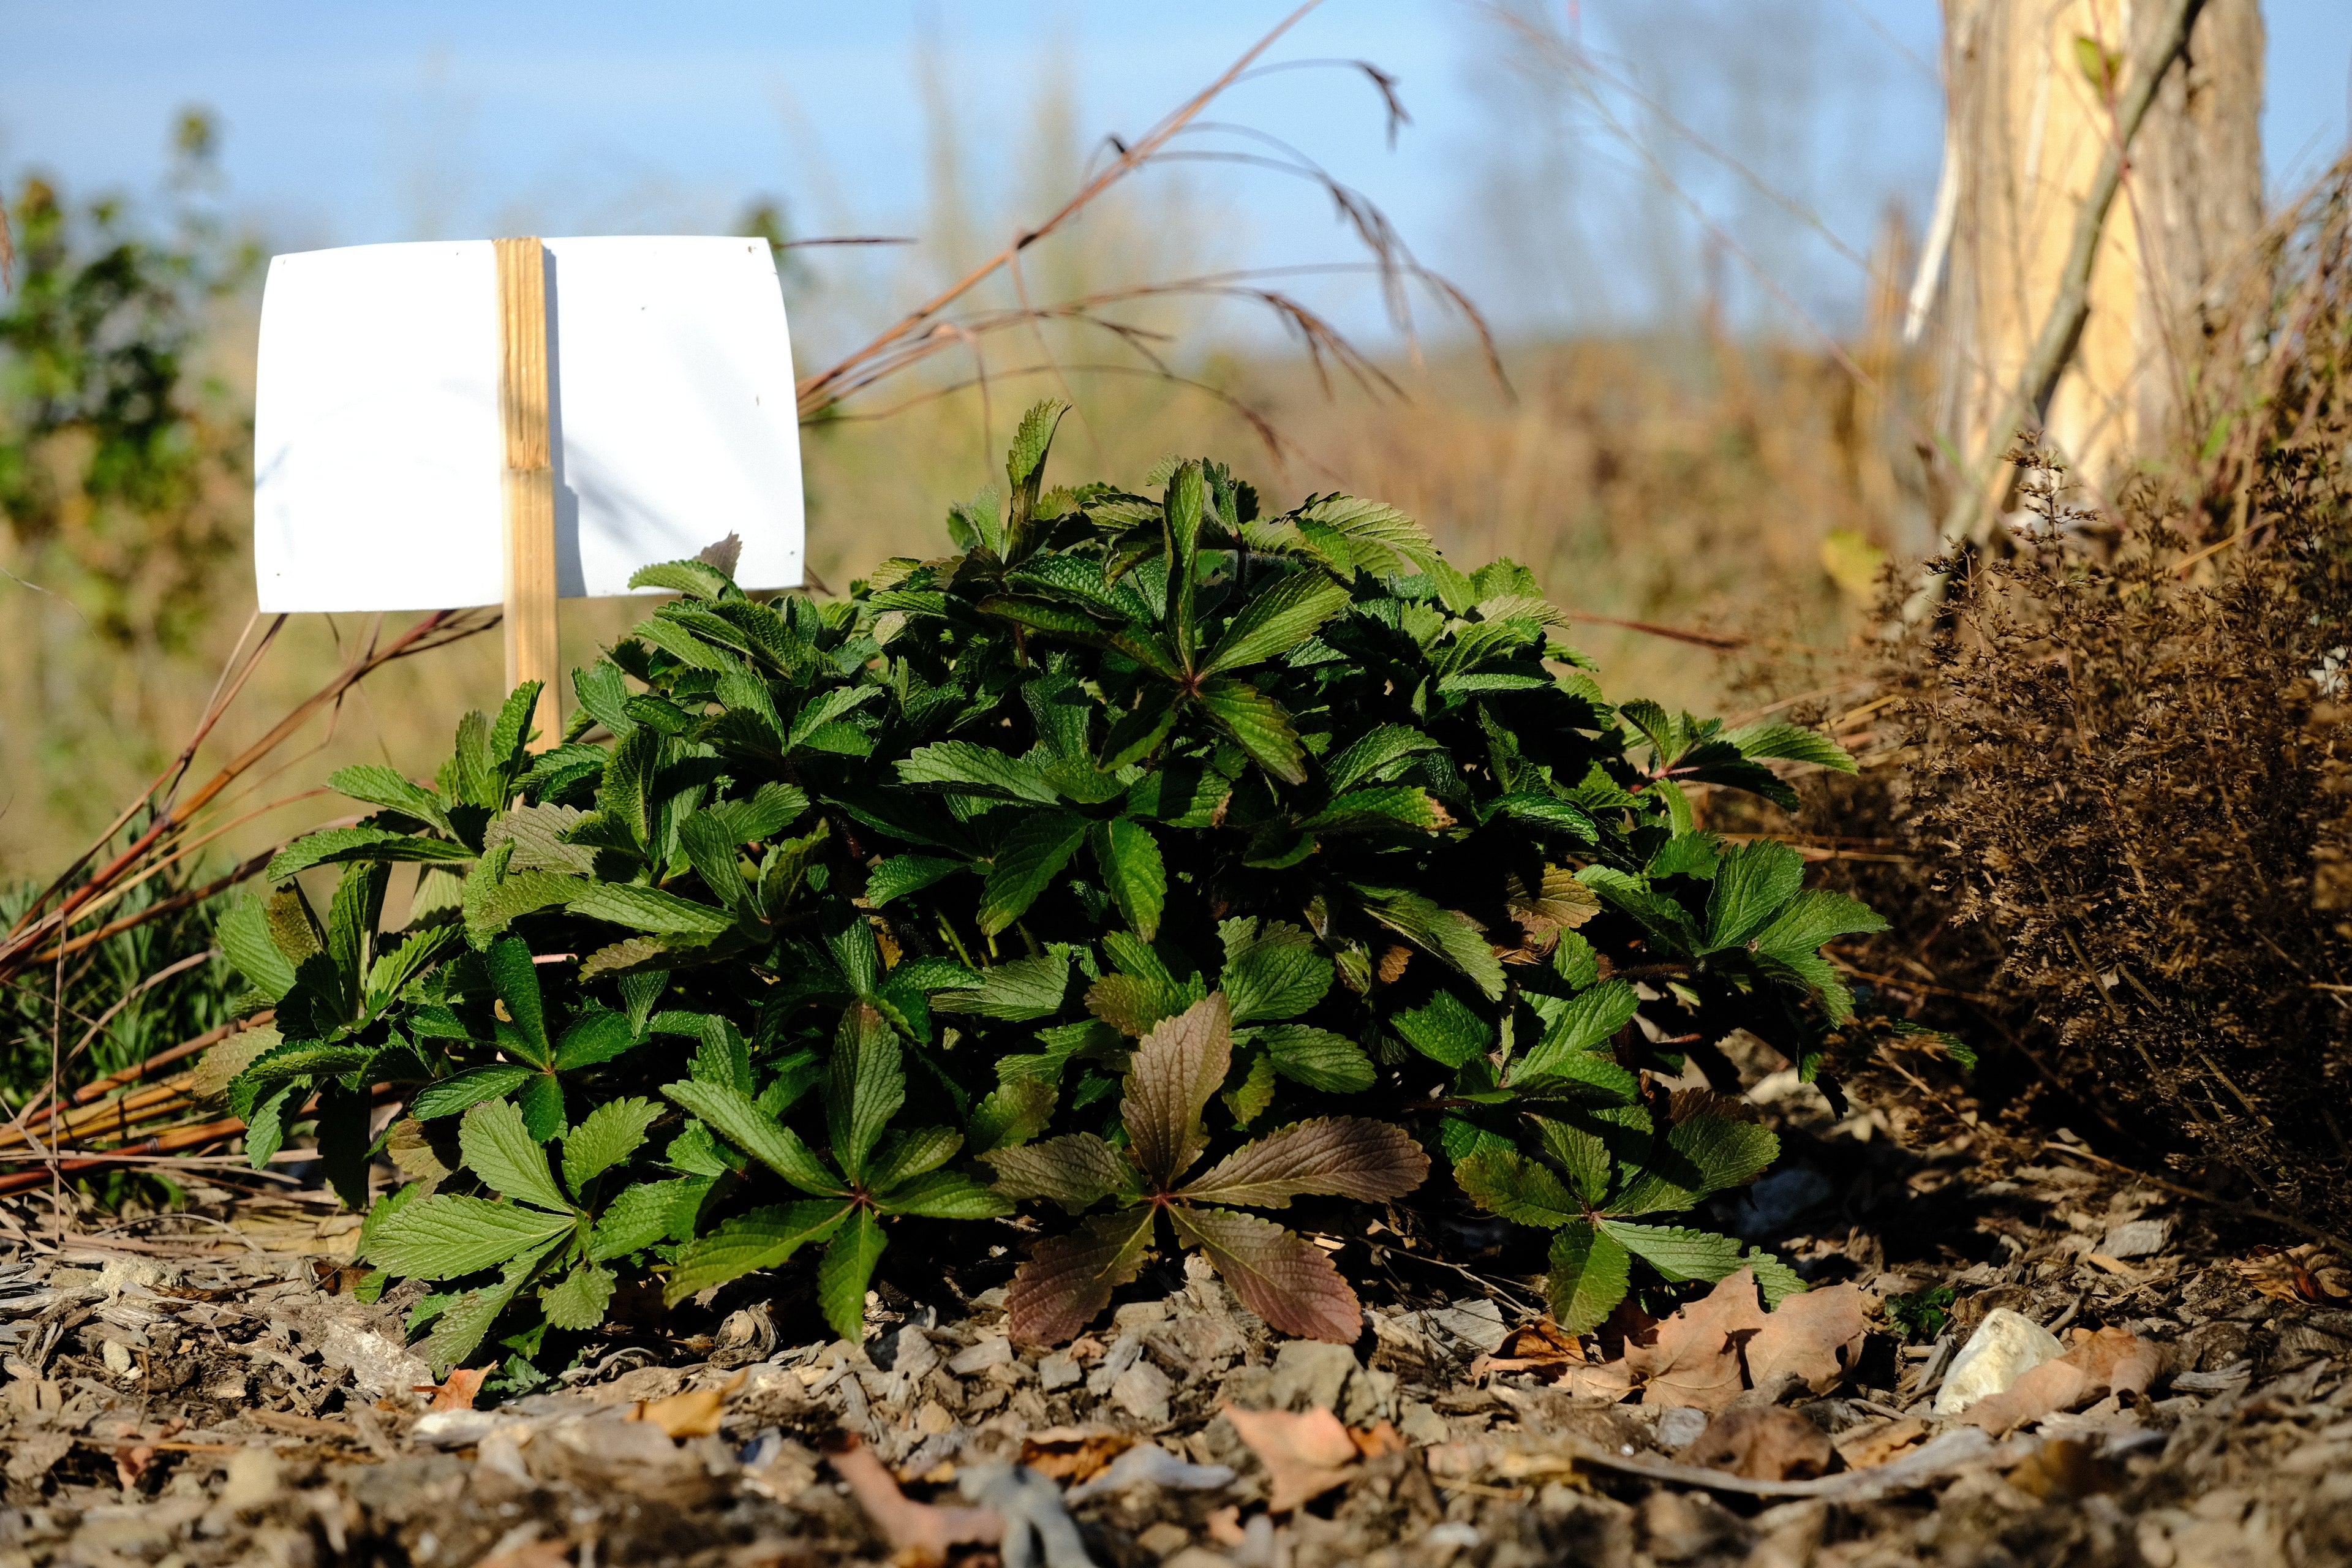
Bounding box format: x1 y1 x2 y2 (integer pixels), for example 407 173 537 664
1039 1352 1082 1391
1400 1401 1449 1446
1268 1340 1357 1412
2102 1219 2173 1259
1112 1360 1174 1425
917 1400 957 1434
1932 1307 2065 1415
1164 1550 1236 1568
1137 1521 1193 1557
1657 1405 1711 1449
217 1449 285 1514
100 1339 134 1376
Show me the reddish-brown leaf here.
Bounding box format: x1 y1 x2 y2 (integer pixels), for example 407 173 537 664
1626 1268 1768 1413
982 1133 1137 1213
1180 1117 1430 1208
1006 1207 1159 1345
1122 994 1232 1184
1221 1403 1359 1510
1169 1204 1360 1343
1743 1280 1868 1395
418 1367 490 1411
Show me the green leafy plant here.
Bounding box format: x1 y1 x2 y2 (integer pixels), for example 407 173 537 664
211 400 1879 1374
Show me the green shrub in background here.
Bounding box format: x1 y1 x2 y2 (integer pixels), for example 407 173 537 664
209 401 1882 1382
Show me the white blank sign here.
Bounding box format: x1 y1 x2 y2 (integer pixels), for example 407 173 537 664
254 236 804 612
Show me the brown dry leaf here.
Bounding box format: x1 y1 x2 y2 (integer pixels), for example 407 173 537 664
2229 1242 2352 1304
475 1535 571 1568
1962 1327 2161 1436
832 1436 1003 1566
1469 1317 1586 1382
1834 1416 1931 1470
1556 1360 1639 1401
1019 1426 1137 1482
1350 1419 1406 1460
1675 1405 1836 1481
630 1370 747 1439
1376 945 1412 984
2007 1438 2125 1499
417 1368 489 1412
1743 1280 1869 1395
1628 1268 1768 1413
1223 1403 1360 1511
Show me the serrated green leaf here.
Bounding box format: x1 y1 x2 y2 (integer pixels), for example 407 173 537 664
869 1125 962 1192
897 741 1060 804
1547 1221 1632 1333
412 1066 535 1121
1453 1148 1583 1228
330 763 454 834
1258 1025 1374 1092
983 1132 1138 1212
561 1098 662 1196
565 881 734 935
538 1262 617 1331
1704 840 1807 952
1750 889 1890 956
1534 1116 1613 1206
458 1099 569 1212
826 1003 904 1183
265 826 473 883
484 937 549 1065
979 810 1088 935
867 854 968 907
423 1242 563 1376
1390 990 1493 1068
1088 818 1166 940
1597 1219 1746 1283
629 557 734 600
968 1078 1058 1155
1518 981 1638 1077
367 1194 571 1278
663 1078 843 1195
1360 888 1506 1000
662 1199 853 1303
881 1170 1014 1219
930 952 1068 1020
1196 677 1306 785
816 1207 887 1343
1726 721 1858 774
1202 571 1354 675
1322 725 1443 792
216 894 296 1003
1223 942 1332 1025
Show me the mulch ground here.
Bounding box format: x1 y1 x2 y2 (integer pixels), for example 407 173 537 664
7 1077 2352 1567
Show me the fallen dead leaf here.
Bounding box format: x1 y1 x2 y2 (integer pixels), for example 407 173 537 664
1744 1281 1869 1395
1019 1426 1137 1482
475 1534 571 1568
417 1368 489 1412
1351 1419 1406 1460
831 1436 1003 1566
1834 1416 1931 1470
2230 1243 2352 1304
2006 1438 2124 1499
1223 1404 1360 1511
1469 1317 1587 1383
628 1370 747 1439
1962 1327 2161 1436
1627 1268 1768 1413
1675 1404 1836 1481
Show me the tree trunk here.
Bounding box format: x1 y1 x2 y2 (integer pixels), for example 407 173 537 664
1929 0 2264 500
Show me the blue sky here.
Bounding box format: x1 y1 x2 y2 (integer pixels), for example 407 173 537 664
5 2 2347 348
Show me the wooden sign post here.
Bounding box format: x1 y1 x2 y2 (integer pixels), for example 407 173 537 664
495 236 560 748
253 234 806 742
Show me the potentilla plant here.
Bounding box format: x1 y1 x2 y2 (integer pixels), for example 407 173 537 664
211 400 1880 1381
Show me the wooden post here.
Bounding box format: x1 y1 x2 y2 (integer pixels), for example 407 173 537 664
494 236 560 750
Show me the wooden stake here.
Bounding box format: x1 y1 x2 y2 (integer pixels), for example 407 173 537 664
495 236 560 750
